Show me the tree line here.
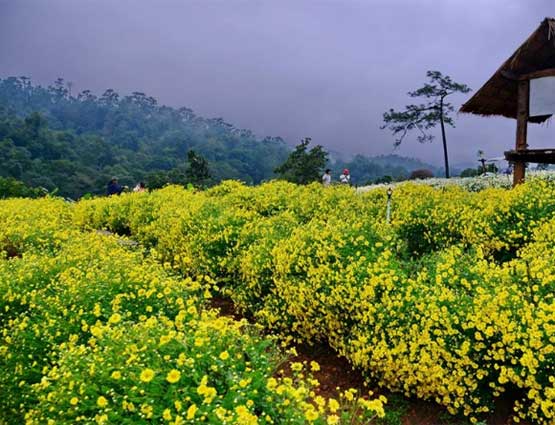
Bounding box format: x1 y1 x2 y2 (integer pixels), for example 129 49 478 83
0 76 290 197
0 76 440 197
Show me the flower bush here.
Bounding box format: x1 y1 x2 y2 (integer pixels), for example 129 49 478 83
1 196 386 424
8 175 555 423
0 197 72 257
72 178 555 423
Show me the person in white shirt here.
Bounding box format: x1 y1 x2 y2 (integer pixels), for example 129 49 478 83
133 182 146 192
339 169 351 185
322 169 331 186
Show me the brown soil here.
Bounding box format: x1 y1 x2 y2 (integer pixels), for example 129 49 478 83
209 296 529 425
4 243 21 259
209 296 245 321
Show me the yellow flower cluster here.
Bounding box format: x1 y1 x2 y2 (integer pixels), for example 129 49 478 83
72 178 555 423
0 193 384 424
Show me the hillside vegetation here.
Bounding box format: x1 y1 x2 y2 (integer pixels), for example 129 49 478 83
0 76 437 198
0 77 290 197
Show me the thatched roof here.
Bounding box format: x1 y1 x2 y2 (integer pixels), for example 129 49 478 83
460 18 555 123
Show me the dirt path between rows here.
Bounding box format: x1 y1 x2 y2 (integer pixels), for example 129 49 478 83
210 297 528 425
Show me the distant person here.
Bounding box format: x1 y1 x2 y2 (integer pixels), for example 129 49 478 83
107 177 125 196
322 169 331 186
339 169 351 185
133 182 146 193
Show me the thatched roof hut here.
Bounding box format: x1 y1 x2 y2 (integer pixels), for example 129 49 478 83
461 18 555 186
460 18 555 123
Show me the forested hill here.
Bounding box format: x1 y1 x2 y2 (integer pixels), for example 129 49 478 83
0 76 290 197
0 76 439 198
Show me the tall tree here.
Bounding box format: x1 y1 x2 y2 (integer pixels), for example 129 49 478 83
274 137 328 184
186 149 212 187
381 71 471 178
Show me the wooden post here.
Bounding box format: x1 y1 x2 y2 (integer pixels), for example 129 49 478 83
513 80 529 186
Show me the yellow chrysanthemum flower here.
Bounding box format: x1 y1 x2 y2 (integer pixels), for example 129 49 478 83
140 368 155 383
166 369 181 384
97 396 108 408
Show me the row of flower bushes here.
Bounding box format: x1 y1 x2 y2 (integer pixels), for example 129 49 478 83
73 179 555 423
0 197 384 424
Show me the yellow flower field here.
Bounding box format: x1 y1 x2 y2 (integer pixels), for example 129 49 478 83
0 194 384 424
4 177 555 423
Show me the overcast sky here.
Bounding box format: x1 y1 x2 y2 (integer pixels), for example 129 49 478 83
1 0 553 166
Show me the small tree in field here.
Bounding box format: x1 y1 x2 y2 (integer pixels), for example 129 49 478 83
274 138 328 184
409 169 434 180
186 150 212 187
382 71 471 178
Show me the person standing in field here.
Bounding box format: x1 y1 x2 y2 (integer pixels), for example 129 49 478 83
107 177 126 196
339 168 351 185
133 182 146 193
322 169 331 186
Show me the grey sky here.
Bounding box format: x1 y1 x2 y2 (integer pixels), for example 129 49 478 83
0 0 553 166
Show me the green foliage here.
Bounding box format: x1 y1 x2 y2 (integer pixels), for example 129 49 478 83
0 177 44 199
460 164 498 178
185 149 213 188
145 151 212 190
382 71 471 146
460 168 481 178
0 76 290 197
274 138 328 184
331 154 412 186
373 175 393 184
375 394 408 425
146 167 189 190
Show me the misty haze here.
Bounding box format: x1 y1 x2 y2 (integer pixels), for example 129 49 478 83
1 0 554 171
